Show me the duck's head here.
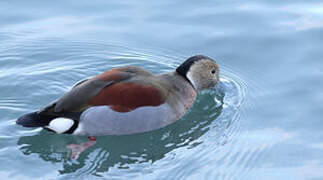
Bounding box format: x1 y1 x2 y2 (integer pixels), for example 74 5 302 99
176 55 219 92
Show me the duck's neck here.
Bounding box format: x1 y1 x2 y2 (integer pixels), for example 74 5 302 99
160 72 197 93
173 70 196 91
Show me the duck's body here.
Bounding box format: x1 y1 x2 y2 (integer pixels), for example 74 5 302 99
63 70 197 136
17 55 219 136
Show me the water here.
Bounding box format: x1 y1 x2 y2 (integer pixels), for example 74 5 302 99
1 0 323 179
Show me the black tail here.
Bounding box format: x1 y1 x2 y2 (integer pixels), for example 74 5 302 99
16 112 58 127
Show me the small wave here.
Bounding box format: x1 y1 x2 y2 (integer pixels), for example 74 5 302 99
1 37 248 179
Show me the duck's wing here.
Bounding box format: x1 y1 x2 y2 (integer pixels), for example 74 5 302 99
40 66 166 116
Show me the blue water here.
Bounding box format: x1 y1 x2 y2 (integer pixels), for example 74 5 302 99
1 1 323 179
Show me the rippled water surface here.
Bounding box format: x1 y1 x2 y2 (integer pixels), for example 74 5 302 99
1 1 323 180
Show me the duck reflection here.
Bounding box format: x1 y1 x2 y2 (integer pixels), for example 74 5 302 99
17 90 224 175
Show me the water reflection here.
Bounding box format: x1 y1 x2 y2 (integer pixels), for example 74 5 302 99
17 89 224 176
2 37 245 178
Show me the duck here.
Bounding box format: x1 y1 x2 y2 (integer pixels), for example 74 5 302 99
17 55 219 158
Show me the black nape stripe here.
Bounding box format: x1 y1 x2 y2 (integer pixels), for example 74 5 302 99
176 55 211 80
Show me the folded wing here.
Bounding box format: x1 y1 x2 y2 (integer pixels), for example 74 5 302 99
40 66 166 116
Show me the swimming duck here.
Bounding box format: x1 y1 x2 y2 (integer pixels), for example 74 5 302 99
17 55 219 157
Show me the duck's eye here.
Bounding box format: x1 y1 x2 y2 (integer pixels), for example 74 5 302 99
211 69 216 74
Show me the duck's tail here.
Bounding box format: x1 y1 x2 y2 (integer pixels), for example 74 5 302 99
16 112 56 127
16 112 78 134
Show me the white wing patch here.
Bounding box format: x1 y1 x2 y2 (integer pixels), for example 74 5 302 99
46 117 74 134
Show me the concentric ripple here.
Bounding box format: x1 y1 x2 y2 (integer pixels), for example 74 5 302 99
0 37 247 180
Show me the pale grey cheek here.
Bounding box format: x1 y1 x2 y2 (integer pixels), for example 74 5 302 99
204 76 214 87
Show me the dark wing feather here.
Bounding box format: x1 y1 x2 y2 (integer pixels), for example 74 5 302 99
40 67 135 114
